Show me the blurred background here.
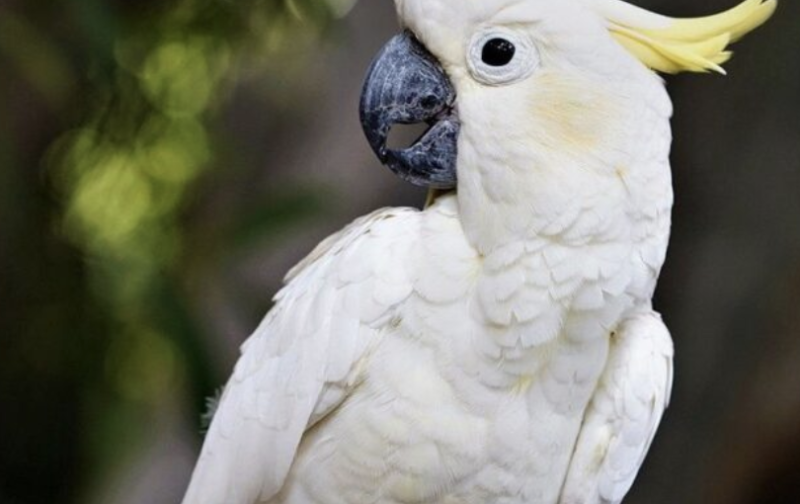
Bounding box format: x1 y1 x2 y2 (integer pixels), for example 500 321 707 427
0 0 798 503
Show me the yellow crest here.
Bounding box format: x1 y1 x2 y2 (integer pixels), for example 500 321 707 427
591 0 777 74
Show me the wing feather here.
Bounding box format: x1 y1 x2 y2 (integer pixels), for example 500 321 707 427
182 207 420 504
560 312 674 504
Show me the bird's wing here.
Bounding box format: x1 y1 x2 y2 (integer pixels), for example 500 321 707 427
182 207 420 504
560 312 674 504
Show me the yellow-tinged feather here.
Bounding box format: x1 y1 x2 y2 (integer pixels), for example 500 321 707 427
639 0 777 43
595 0 776 74
610 26 731 74
529 71 620 152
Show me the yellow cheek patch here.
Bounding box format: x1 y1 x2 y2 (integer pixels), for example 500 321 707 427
530 72 618 152
594 0 776 74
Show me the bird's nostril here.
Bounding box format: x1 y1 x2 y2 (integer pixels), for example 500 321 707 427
420 95 439 110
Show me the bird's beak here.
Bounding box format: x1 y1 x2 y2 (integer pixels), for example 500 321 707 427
360 31 459 189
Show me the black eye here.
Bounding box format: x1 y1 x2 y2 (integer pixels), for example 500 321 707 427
481 38 516 67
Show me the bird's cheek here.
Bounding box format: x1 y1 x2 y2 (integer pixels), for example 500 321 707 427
527 73 617 153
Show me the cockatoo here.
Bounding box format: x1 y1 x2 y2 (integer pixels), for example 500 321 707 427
183 0 775 503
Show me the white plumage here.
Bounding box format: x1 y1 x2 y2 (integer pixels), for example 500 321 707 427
182 0 773 502
184 192 670 504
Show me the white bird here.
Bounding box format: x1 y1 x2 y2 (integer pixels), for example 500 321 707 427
182 0 775 503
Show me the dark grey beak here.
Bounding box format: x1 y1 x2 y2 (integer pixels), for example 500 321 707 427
360 32 459 189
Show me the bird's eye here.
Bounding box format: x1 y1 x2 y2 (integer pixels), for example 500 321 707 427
468 30 539 86
482 39 516 67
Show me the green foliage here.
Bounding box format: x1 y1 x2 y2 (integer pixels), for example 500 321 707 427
0 0 346 502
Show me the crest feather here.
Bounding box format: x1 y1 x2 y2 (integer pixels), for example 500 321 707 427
591 0 777 74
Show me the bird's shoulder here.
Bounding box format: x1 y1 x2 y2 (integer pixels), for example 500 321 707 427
184 203 441 504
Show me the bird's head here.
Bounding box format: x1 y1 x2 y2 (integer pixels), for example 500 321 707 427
360 0 775 250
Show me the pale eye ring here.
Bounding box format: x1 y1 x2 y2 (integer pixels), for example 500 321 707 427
468 30 539 85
